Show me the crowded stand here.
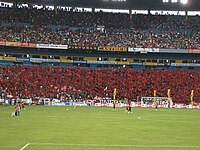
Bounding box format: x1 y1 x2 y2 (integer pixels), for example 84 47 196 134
0 65 200 104
0 7 199 49
0 6 200 105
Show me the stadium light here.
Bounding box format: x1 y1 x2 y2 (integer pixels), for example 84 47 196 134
180 0 188 4
162 0 169 2
103 0 126 2
162 0 188 4
171 0 178 3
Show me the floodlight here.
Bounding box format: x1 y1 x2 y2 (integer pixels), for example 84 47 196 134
112 0 126 1
162 0 169 2
180 0 188 4
103 0 126 1
171 0 178 3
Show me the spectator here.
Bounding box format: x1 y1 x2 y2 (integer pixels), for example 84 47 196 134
0 66 200 104
0 7 199 49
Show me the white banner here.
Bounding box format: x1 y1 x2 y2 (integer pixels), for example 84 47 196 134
128 47 159 53
94 102 135 107
171 63 199 67
87 61 117 64
37 44 68 49
30 58 60 63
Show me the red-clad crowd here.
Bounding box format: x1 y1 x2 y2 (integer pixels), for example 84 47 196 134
0 7 199 49
0 66 200 104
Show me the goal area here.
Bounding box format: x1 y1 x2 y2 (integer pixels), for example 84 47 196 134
141 97 173 108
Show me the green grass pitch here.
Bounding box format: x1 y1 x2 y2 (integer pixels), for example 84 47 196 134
0 105 200 150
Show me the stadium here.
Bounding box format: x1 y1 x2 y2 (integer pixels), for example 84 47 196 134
0 0 200 149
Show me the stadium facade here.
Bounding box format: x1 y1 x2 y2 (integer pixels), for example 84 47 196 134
0 0 199 69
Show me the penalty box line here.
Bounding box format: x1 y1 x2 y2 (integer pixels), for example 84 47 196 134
20 143 30 150
21 143 200 148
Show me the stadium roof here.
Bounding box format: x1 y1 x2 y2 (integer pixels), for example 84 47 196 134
2 0 200 11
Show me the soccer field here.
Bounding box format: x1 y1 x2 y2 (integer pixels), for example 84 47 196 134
0 105 200 150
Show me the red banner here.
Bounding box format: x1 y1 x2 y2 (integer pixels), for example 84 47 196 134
188 49 200 54
0 41 6 46
20 43 29 47
27 43 37 48
0 41 37 48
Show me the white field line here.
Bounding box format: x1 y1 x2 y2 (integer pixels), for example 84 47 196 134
20 143 30 150
21 116 123 119
0 106 13 111
29 143 200 148
137 115 191 123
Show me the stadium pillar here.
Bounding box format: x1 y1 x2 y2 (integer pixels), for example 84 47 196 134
54 5 58 15
13 2 17 8
148 9 151 15
129 9 132 19
92 8 95 13
185 11 188 21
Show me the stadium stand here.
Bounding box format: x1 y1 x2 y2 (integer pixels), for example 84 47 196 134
0 7 199 49
0 1 200 105
0 65 200 104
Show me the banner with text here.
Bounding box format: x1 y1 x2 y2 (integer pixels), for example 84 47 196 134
37 44 68 49
16 58 30 62
98 46 127 52
68 45 97 50
30 58 60 63
0 41 37 48
0 56 16 61
87 61 117 64
171 63 199 67
188 49 200 54
128 47 159 53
